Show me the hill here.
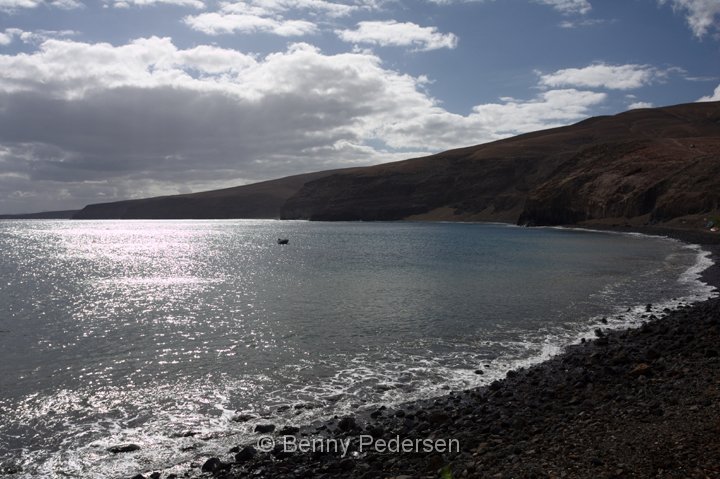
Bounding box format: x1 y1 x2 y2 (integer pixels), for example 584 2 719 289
0 210 78 220
74 101 720 227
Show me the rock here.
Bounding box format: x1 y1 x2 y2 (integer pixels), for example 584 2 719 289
254 424 276 434
201 457 225 473
338 416 357 432
367 425 384 438
278 425 300 435
0 463 23 475
272 444 291 458
232 414 255 423
428 412 450 425
235 445 257 462
107 444 141 454
628 363 652 377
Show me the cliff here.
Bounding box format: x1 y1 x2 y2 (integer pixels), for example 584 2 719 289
75 101 720 227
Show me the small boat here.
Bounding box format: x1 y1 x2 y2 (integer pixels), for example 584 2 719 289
277 238 289 245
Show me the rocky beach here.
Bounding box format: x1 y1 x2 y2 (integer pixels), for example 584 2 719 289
122 229 720 479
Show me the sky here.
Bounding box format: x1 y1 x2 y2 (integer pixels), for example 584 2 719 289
0 0 718 214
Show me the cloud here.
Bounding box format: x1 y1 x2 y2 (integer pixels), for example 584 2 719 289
0 0 82 11
539 63 668 90
184 0 386 36
536 0 591 15
628 101 654 109
0 28 78 46
699 84 720 101
336 20 458 50
218 0 364 18
0 37 608 213
559 18 607 28
0 30 14 46
427 0 592 14
111 0 205 8
658 0 720 37
184 12 317 35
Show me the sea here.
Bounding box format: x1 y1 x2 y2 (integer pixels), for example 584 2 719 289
0 220 715 478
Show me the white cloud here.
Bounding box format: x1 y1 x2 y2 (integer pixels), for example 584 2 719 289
699 84 720 101
219 0 363 18
0 0 82 11
336 20 458 51
659 0 720 37
427 0 591 14
559 18 606 28
539 63 666 90
628 101 654 109
0 30 15 46
536 0 591 15
184 1 387 36
111 0 205 8
0 37 608 212
0 28 78 46
184 12 317 35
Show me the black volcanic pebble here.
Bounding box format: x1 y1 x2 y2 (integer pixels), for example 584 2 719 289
278 425 300 435
232 414 255 422
235 445 257 462
107 444 140 454
338 416 357 431
254 424 275 433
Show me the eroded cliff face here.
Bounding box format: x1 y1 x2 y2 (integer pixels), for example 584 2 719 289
519 138 720 225
75 101 720 226
281 102 720 226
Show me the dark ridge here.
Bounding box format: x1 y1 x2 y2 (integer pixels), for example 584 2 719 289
0 210 78 219
72 101 720 230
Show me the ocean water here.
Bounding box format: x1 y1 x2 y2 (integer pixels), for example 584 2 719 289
0 220 714 478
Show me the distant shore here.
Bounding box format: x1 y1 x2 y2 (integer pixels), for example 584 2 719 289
123 225 720 479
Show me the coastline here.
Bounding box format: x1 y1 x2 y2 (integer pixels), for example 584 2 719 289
133 225 720 479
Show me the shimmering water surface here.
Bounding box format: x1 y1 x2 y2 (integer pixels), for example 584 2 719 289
0 220 714 478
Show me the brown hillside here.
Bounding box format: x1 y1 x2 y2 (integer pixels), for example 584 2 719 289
280 101 720 226
74 101 720 227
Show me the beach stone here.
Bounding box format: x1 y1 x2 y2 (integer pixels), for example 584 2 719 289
629 363 652 377
232 414 255 423
235 445 257 462
254 424 276 433
339 458 355 471
338 416 357 431
278 425 300 435
0 463 23 475
107 444 141 454
429 412 449 425
201 457 225 473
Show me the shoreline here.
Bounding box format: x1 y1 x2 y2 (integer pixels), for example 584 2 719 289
133 225 720 479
